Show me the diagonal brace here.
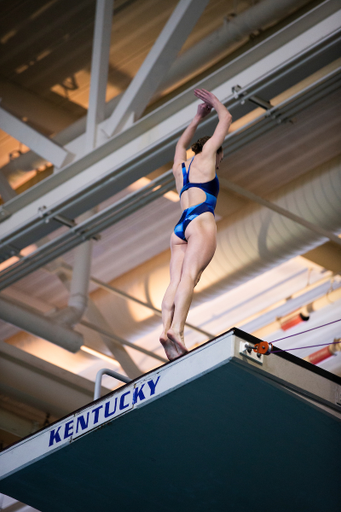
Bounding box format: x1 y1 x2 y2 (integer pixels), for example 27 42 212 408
0 106 73 168
104 0 209 136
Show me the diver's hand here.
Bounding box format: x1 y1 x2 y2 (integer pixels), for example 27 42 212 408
194 88 220 109
197 102 212 118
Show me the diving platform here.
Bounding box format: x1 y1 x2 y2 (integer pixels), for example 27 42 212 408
1 329 340 512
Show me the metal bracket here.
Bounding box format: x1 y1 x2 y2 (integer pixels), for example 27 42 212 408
239 341 264 365
0 207 11 223
232 84 295 125
232 84 273 110
38 206 100 241
0 244 21 262
335 386 341 407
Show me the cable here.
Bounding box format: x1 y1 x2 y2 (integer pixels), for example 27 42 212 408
269 318 341 343
271 340 341 354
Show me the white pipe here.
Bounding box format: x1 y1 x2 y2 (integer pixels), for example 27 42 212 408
69 240 92 313
0 295 83 353
52 210 94 327
252 285 341 339
53 240 93 327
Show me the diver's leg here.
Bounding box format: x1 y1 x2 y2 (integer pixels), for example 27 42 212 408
160 233 187 360
167 214 217 348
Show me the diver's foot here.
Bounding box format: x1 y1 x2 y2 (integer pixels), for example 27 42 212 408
167 328 188 359
159 332 180 361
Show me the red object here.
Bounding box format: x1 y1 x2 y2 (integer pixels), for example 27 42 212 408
306 346 333 365
280 312 309 331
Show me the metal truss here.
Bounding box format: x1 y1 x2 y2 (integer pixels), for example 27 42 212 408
0 171 175 289
0 8 340 289
1 6 339 239
1 54 340 290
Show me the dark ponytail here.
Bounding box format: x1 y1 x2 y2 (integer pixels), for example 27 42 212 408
191 135 222 154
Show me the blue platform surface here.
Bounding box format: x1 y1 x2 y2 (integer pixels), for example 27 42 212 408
1 328 341 512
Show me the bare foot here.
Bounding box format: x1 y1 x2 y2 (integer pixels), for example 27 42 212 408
167 328 188 359
159 332 180 361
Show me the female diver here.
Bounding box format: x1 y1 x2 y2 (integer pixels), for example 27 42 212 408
159 88 232 361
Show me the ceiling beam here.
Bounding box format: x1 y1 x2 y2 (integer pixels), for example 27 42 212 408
0 408 37 439
0 171 16 203
0 62 340 286
0 106 74 169
0 340 109 418
0 7 338 226
86 0 114 150
302 241 341 274
0 7 339 258
104 0 210 136
0 77 77 135
2 0 337 179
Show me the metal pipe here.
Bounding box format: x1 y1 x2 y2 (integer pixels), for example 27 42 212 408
252 286 341 339
51 241 92 327
0 295 83 353
68 239 92 319
94 368 131 400
52 264 212 338
232 274 333 330
45 211 94 327
303 338 341 364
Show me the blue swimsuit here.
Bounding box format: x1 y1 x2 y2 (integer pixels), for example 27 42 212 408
174 156 219 241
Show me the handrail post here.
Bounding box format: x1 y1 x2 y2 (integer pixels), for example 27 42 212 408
94 368 131 400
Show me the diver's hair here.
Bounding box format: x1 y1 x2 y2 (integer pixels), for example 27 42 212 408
191 136 223 155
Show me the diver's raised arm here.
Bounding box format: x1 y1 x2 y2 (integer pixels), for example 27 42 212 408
193 89 232 155
173 102 212 168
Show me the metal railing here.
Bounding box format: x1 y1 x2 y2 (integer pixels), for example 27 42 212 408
94 368 131 400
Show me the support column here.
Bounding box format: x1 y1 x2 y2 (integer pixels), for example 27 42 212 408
0 170 16 203
85 0 114 150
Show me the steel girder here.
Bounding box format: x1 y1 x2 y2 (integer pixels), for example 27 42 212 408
0 7 340 282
